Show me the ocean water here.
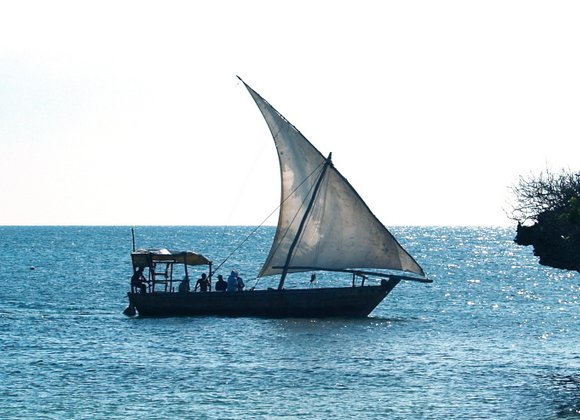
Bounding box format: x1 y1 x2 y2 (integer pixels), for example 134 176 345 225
0 226 578 419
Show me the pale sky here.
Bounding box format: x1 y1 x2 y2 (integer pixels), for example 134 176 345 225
1 1 578 226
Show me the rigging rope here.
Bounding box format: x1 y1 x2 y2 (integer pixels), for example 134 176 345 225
214 159 326 289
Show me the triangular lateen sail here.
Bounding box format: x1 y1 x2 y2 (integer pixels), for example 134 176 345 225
238 78 425 280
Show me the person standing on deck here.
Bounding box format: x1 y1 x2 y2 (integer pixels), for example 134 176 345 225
131 267 147 294
195 273 210 292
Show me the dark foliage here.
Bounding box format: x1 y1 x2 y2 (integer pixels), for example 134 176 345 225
511 169 580 272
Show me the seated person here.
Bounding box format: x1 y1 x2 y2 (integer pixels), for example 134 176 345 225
215 274 227 292
227 270 238 292
237 275 245 291
178 275 190 292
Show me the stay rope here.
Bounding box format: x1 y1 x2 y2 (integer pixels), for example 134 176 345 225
214 160 325 289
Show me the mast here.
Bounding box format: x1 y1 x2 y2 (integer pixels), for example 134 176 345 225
278 153 333 290
240 77 426 280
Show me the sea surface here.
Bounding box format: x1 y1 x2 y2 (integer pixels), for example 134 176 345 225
0 226 578 419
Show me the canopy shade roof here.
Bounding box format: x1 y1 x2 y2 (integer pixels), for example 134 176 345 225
131 249 212 268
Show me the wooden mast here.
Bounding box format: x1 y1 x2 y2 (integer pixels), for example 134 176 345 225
278 153 333 290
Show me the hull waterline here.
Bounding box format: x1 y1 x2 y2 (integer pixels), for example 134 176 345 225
127 279 400 318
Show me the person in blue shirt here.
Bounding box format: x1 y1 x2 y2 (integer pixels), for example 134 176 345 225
227 270 238 292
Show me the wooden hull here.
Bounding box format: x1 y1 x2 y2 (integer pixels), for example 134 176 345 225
127 279 400 318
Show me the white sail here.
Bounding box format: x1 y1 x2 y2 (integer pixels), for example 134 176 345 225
239 79 425 280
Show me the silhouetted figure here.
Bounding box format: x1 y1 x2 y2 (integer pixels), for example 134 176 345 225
179 275 190 292
227 270 238 292
195 273 210 292
131 267 147 294
215 274 227 292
